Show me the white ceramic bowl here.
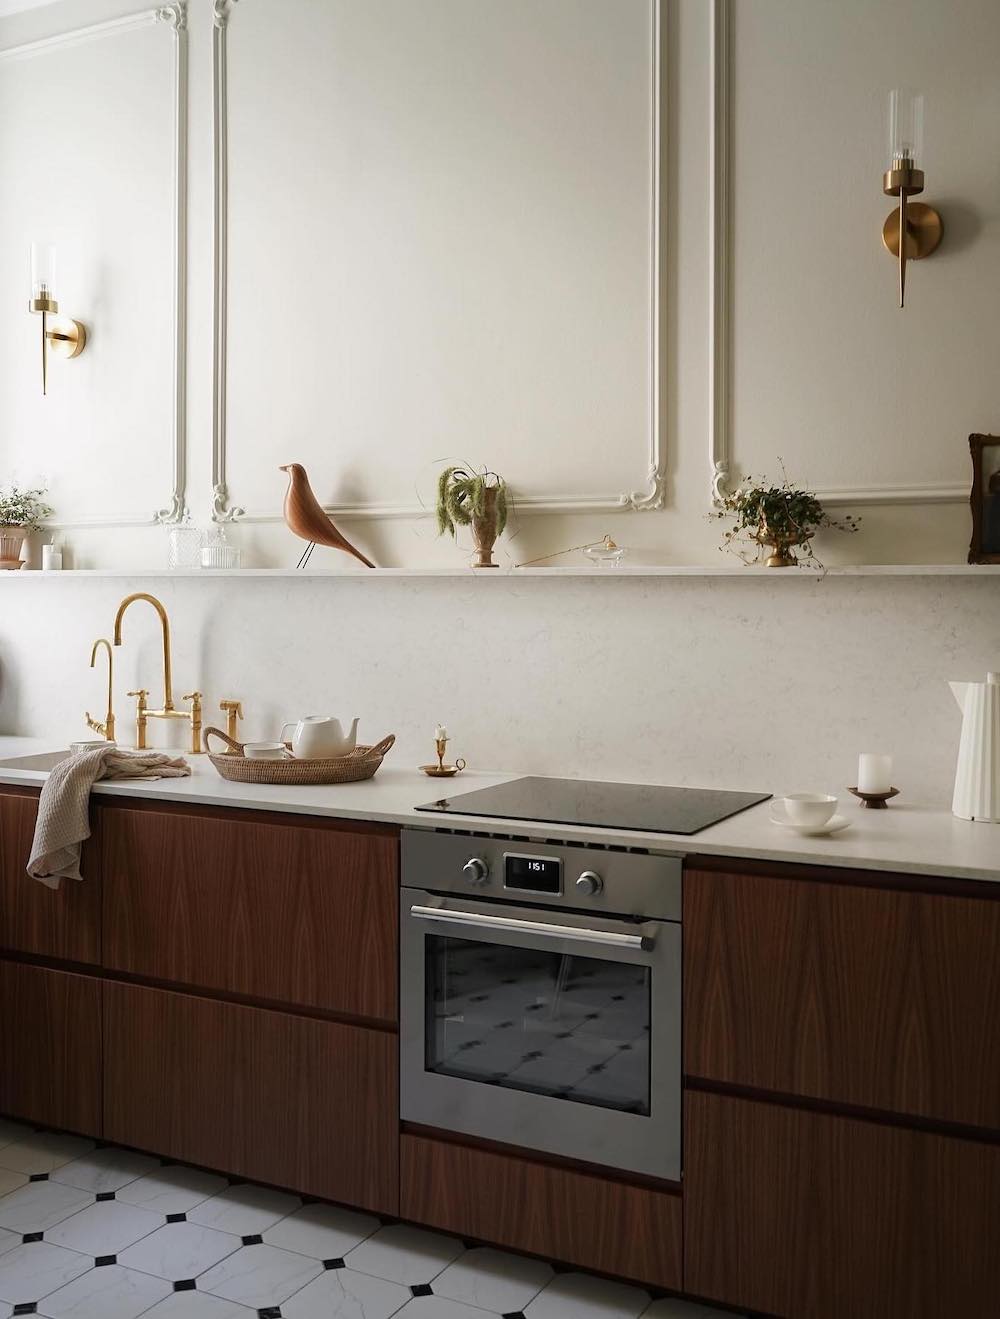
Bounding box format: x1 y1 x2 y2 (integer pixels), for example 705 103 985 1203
243 742 288 761
781 792 838 827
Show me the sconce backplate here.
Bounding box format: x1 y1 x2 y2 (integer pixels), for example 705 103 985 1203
47 317 87 359
882 202 943 260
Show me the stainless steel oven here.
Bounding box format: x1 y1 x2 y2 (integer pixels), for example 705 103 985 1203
401 829 682 1181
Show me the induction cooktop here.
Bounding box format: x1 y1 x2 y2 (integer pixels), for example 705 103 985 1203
414 776 772 836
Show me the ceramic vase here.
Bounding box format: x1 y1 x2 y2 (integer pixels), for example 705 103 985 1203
0 525 27 571
471 486 500 568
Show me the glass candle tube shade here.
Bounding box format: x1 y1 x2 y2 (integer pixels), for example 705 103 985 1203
29 243 56 303
887 88 924 166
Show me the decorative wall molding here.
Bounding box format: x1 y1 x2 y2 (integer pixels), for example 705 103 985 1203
707 0 965 509
708 0 732 507
210 0 664 523
0 5 189 529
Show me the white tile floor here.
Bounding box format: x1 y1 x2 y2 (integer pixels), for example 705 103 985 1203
0 1118 739 1319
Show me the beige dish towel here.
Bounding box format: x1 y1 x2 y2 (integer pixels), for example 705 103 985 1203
27 745 191 888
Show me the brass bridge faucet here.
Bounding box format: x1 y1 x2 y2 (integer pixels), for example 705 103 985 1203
112 592 203 754
85 638 116 742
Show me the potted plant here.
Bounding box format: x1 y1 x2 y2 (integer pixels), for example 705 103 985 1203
0 485 53 571
713 465 859 567
436 465 509 568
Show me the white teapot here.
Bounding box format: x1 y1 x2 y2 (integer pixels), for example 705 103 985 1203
279 715 359 760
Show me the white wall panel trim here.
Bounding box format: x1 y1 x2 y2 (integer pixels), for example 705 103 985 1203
209 0 666 524
1 4 190 529
707 0 965 509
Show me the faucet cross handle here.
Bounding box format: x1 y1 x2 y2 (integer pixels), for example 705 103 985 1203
219 699 244 742
182 691 204 756
127 689 150 751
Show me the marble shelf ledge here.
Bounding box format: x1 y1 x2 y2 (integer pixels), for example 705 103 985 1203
2 564 1000 579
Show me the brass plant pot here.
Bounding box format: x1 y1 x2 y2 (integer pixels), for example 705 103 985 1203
471 486 500 569
753 525 813 569
0 525 27 571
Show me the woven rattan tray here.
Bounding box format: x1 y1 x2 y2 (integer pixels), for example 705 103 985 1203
203 726 395 785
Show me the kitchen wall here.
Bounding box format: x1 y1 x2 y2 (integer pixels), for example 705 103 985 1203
0 572 994 806
0 0 997 566
0 0 998 804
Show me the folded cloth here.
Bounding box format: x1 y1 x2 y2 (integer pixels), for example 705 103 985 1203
27 745 191 889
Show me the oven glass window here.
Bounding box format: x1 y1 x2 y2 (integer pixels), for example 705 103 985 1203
424 936 651 1115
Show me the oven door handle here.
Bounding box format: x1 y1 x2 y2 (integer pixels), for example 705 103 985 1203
408 904 653 951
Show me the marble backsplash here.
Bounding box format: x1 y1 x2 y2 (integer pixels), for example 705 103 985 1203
0 573 996 807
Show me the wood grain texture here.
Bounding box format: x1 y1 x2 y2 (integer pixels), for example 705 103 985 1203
0 960 102 1135
685 1090 1000 1319
684 866 1000 1129
400 1132 681 1290
103 981 398 1215
0 789 101 964
102 805 398 1023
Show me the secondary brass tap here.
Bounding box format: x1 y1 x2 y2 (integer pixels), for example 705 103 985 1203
112 592 203 753
219 699 243 742
85 638 116 742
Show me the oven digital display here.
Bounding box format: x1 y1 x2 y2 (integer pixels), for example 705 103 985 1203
504 853 562 894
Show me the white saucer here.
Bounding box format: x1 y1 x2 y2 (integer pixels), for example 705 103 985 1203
769 803 851 836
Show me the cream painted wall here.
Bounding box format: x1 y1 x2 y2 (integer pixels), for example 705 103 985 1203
0 0 996 567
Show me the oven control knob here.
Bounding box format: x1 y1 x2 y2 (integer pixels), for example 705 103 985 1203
462 857 490 886
576 870 603 896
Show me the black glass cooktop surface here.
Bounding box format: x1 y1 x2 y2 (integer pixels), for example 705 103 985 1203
415 776 771 836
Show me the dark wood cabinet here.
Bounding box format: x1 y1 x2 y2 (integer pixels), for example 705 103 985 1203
684 865 1000 1130
0 788 101 964
103 980 398 1216
401 1132 682 1290
684 1089 1000 1319
0 960 101 1135
101 804 398 1024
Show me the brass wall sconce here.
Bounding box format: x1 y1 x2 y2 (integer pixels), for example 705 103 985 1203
28 243 87 395
881 89 942 308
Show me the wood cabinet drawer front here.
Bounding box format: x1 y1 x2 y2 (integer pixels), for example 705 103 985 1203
684 868 1000 1128
685 1090 1000 1319
0 790 101 964
102 806 398 1022
103 981 398 1215
0 960 101 1135
400 1133 681 1291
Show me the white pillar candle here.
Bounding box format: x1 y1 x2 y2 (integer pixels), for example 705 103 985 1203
41 544 62 571
858 753 892 794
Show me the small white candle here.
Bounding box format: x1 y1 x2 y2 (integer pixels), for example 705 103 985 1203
858 753 892 794
434 724 448 742
41 544 62 571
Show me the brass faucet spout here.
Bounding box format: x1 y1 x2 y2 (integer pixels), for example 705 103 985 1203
113 592 174 711
86 637 116 742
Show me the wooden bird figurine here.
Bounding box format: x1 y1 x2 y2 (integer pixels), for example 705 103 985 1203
280 463 376 569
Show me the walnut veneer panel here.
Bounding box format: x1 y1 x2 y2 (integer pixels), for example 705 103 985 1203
685 1090 1000 1319
0 960 101 1135
0 789 101 964
102 805 398 1022
684 867 1000 1129
103 980 398 1216
400 1133 681 1290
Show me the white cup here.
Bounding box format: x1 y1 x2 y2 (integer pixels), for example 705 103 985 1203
243 741 288 760
781 793 838 827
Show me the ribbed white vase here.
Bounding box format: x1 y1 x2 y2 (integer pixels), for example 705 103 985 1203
951 673 1000 823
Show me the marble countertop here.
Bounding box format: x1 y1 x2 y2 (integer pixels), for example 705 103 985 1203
0 736 997 885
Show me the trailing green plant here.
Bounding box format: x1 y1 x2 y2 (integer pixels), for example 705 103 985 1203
0 484 53 530
712 461 859 567
436 465 509 539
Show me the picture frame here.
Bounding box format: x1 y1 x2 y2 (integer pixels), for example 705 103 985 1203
968 434 1000 564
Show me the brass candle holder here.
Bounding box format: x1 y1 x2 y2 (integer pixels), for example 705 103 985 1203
420 736 467 778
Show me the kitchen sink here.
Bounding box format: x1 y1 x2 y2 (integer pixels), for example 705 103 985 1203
0 750 72 772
